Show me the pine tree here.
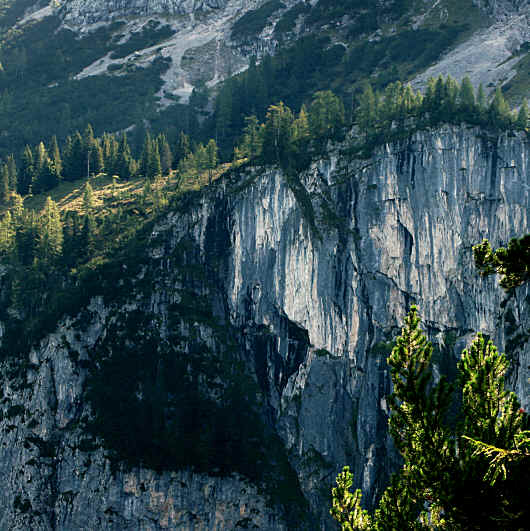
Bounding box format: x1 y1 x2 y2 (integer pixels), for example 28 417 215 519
331 307 529 530
516 99 528 130
473 235 530 290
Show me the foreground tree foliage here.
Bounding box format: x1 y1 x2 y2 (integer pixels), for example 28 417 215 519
331 307 529 530
473 235 530 290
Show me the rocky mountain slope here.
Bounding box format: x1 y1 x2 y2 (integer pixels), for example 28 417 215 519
0 124 528 529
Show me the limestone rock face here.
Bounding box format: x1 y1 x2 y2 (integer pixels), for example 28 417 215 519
0 125 528 529
60 0 230 25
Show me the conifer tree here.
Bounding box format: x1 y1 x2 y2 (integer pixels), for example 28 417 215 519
516 99 528 130
157 133 173 175
175 131 191 164
6 154 17 192
357 83 377 137
241 115 263 159
63 132 85 181
50 135 62 178
80 212 96 260
422 77 437 116
36 159 59 193
82 181 95 215
477 83 487 114
459 76 476 120
19 145 35 195
102 133 119 176
0 210 15 256
489 86 512 129
141 132 161 180
15 209 40 266
332 307 529 530
116 133 134 180
309 90 345 140
206 139 218 184
195 143 208 173
294 105 311 143
34 141 48 176
1 164 10 204
263 101 295 163
38 196 63 263
473 235 530 290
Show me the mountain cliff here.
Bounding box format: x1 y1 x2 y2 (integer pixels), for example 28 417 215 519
0 124 528 529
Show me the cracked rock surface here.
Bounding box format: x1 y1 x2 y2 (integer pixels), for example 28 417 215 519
0 125 528 529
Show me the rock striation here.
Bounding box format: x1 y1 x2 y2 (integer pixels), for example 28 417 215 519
0 125 528 529
60 0 230 25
